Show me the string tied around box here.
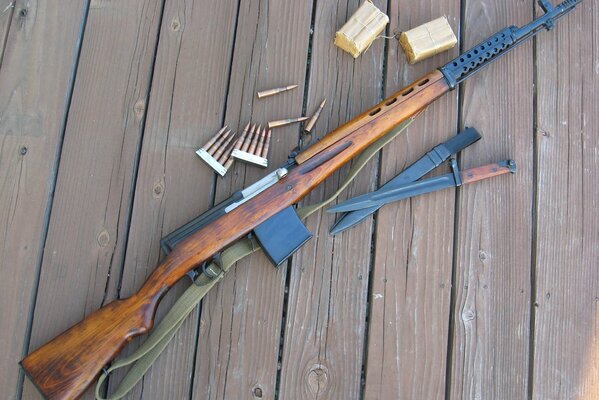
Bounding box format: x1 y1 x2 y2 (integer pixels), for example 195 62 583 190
334 2 457 64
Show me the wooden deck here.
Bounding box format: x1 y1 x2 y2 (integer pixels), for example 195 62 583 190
1 0 597 399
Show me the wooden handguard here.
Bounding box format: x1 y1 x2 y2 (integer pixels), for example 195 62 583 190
295 71 447 164
21 71 450 400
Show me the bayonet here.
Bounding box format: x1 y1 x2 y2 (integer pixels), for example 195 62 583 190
328 159 517 214
330 128 482 234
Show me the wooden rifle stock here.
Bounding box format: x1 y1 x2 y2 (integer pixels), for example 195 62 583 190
21 70 450 399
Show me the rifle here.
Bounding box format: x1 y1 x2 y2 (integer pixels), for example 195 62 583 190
21 1 581 398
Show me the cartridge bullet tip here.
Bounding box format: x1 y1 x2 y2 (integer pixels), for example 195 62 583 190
304 99 327 133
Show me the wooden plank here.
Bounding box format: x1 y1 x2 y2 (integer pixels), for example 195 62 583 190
276 0 386 398
25 0 163 347
191 0 314 398
115 0 240 397
0 0 87 397
20 1 164 399
363 0 460 398
531 1 599 398
0 0 14 63
449 0 534 398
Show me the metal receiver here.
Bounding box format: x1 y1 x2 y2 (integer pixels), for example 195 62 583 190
161 168 288 254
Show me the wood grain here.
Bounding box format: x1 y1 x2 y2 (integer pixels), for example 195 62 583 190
0 0 14 63
9 1 596 399
24 0 163 350
126 76 449 291
461 161 515 185
21 10 450 399
22 294 157 400
192 0 314 398
363 1 460 398
295 72 441 164
531 0 599 398
449 0 534 399
277 0 386 398
188 8 446 400
114 0 240 397
0 1 87 398
18 2 164 399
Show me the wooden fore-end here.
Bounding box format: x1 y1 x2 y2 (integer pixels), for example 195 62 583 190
20 70 452 400
461 160 517 184
295 70 448 164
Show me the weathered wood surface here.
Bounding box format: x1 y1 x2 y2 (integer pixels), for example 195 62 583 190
115 0 240 398
532 0 599 398
2 0 598 399
449 1 535 399
0 1 87 398
19 2 164 399
278 0 385 398
0 0 14 63
25 0 164 357
363 0 460 398
193 0 313 398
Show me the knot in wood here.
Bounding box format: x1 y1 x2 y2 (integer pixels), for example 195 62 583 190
307 364 329 395
153 181 164 198
134 100 146 119
461 310 475 322
252 386 263 398
170 18 181 32
478 250 488 262
97 230 110 247
20 146 28 155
